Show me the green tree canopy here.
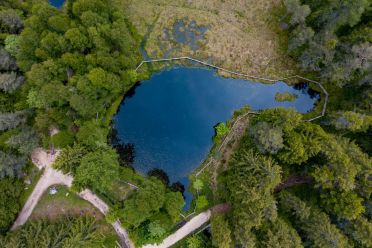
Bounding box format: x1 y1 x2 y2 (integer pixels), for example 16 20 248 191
74 147 120 193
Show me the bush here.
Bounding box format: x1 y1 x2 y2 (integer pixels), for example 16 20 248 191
50 130 74 148
214 122 229 142
196 195 209 210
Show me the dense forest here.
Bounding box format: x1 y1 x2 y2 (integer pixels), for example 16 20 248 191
0 0 371 247
207 1 372 247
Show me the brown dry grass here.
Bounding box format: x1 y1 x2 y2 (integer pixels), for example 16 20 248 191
122 0 297 77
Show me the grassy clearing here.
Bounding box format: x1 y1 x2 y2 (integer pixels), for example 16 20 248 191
275 92 298 102
123 0 297 78
30 186 103 221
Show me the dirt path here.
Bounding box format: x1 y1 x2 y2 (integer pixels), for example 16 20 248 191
79 189 134 248
143 210 211 248
143 203 230 248
11 148 134 248
11 149 73 230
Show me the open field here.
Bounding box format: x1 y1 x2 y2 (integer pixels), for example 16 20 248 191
122 0 297 77
30 186 103 221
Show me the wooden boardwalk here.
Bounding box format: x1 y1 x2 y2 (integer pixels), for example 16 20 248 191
135 56 329 122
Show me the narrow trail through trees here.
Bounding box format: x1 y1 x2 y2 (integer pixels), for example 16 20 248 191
11 148 134 248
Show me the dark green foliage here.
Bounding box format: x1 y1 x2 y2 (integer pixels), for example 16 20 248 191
16 0 141 140
0 111 26 131
0 46 17 71
284 0 371 88
280 192 349 248
0 151 26 178
6 127 38 155
225 149 281 247
0 177 23 234
0 216 104 247
0 9 23 34
342 217 372 247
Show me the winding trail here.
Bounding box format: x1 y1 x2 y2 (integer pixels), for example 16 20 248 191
143 203 230 248
143 210 211 248
11 148 134 248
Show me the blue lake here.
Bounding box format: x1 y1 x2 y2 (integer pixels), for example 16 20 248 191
49 0 65 8
113 67 319 207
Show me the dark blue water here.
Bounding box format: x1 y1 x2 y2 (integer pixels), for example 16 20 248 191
113 67 318 208
50 0 65 8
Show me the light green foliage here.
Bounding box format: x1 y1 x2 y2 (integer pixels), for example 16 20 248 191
76 120 107 148
27 89 43 108
257 108 302 133
332 111 372 132
164 192 184 222
50 130 74 148
105 208 119 224
196 195 209 210
0 178 23 234
321 190 365 220
261 218 303 248
119 178 166 228
53 145 87 174
214 122 229 142
249 122 284 154
210 214 232 248
280 192 349 248
74 148 120 193
147 220 166 239
4 35 21 57
64 28 89 51
277 122 327 165
186 235 203 248
312 136 363 191
193 178 204 191
274 92 298 102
